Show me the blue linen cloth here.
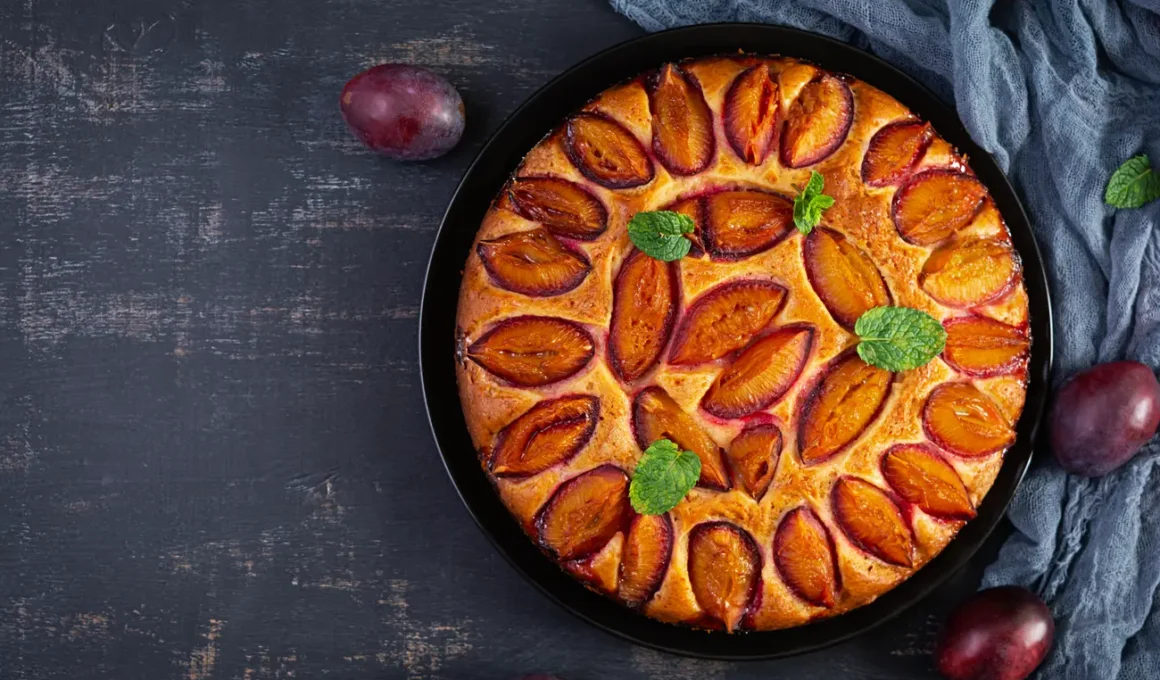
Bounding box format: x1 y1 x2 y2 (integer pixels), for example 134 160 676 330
610 1 1160 676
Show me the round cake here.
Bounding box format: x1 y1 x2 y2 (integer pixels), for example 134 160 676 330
454 55 1030 632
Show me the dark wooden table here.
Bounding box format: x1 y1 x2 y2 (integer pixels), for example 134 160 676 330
0 1 1007 677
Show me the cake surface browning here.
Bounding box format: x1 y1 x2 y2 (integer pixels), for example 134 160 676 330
455 55 1030 632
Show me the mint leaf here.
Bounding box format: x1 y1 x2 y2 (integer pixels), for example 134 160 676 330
627 210 695 261
629 439 701 515
803 168 824 195
855 306 947 371
1105 155 1160 209
793 171 835 234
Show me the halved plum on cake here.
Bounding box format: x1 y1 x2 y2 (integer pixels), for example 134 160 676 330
687 521 762 631
564 112 654 189
798 353 893 465
942 315 1030 377
724 63 780 165
701 324 813 418
923 382 1015 458
892 170 987 245
490 395 599 477
633 386 730 491
478 229 590 296
727 423 783 500
703 190 794 260
507 176 608 240
535 465 631 561
669 280 787 366
832 476 915 567
608 250 678 382
780 75 853 168
861 121 933 187
467 316 594 387
618 513 673 608
774 506 841 608
803 227 891 330
920 237 1019 308
647 64 715 176
881 444 976 520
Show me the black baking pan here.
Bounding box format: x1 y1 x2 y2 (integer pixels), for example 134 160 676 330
418 23 1053 660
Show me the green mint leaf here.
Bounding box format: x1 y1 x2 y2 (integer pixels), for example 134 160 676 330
793 198 810 231
629 439 701 515
855 306 947 372
793 171 835 235
804 169 824 196
627 210 695 261
1105 155 1160 209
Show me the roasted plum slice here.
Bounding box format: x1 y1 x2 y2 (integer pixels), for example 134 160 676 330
881 444 976 520
831 476 914 567
942 315 1030 377
892 170 987 245
779 75 854 169
507 176 608 240
564 112 654 189
798 353 893 465
724 63 780 165
647 64 715 176
687 521 762 631
477 228 591 296
632 386 730 490
920 237 1019 308
702 325 814 418
535 464 631 561
669 280 787 366
466 316 595 387
490 395 600 477
860 121 934 187
774 507 841 608
618 513 673 607
924 382 1015 458
704 190 794 260
608 250 678 382
803 227 892 330
727 423 783 500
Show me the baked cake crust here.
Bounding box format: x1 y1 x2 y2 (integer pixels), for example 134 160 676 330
454 55 1029 631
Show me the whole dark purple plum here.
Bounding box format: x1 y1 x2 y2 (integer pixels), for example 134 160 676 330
936 586 1053 680
1051 361 1160 477
340 64 464 160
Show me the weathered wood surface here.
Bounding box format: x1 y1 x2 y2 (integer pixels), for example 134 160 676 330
0 1 1005 677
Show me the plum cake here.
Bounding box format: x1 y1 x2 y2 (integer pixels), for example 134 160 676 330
454 55 1030 632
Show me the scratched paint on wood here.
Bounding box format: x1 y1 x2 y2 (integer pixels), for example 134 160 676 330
186 619 225 680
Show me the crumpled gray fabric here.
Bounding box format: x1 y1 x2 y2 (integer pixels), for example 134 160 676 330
610 0 1160 676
